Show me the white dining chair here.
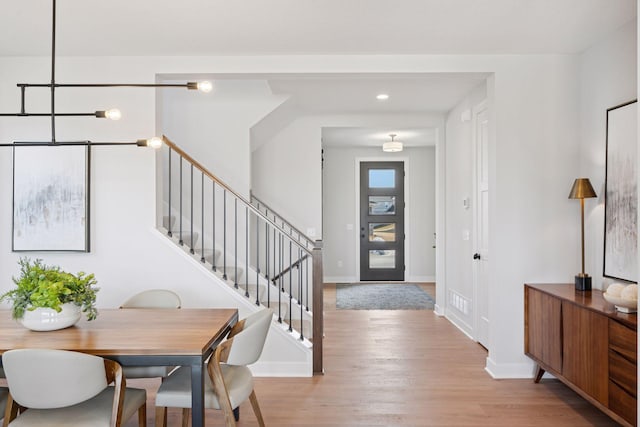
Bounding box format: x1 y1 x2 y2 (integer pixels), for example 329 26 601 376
119 289 182 379
119 289 181 309
155 308 273 427
2 348 147 427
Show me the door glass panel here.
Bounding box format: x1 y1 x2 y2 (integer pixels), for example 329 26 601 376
369 250 396 269
369 169 395 188
369 223 396 242
369 196 396 215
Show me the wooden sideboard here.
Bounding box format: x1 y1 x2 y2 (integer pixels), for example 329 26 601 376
525 283 637 426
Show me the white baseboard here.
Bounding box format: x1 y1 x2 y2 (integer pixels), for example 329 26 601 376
445 309 474 340
407 275 435 282
485 356 537 379
250 361 312 377
324 276 357 284
434 303 445 316
325 276 435 284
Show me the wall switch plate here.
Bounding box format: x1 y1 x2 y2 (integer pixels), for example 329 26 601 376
462 229 470 241
346 224 353 231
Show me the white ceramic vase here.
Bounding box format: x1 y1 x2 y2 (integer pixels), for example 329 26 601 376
20 303 81 331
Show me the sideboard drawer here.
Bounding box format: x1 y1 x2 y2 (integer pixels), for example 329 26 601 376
610 319 637 363
609 380 637 426
609 349 637 397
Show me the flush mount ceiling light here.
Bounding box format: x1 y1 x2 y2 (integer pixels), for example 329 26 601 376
382 134 403 152
376 94 389 100
0 0 212 148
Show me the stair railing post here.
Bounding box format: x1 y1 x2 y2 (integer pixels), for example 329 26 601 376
312 240 324 374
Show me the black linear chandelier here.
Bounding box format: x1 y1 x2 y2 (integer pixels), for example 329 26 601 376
0 0 211 148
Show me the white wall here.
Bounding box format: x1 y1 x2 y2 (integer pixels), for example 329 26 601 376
579 19 638 289
0 52 611 379
444 82 487 336
322 146 436 283
251 112 444 240
0 57 311 376
159 79 287 198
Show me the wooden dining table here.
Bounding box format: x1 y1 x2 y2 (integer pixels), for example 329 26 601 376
0 307 238 427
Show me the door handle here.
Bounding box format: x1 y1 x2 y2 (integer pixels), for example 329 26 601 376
473 253 481 260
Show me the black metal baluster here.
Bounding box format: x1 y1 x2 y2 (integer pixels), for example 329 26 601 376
245 206 249 299
266 224 271 308
272 217 276 287
305 255 310 312
265 219 269 280
179 156 183 246
200 172 205 262
234 198 238 289
278 233 283 323
299 247 304 341
212 182 216 272
189 164 194 254
223 190 227 280
167 148 172 237
255 213 259 303
288 240 293 332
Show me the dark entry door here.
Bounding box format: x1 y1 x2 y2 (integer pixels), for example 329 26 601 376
360 161 405 281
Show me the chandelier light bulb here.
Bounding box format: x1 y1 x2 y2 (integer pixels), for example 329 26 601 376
146 136 163 149
197 81 213 93
105 108 122 120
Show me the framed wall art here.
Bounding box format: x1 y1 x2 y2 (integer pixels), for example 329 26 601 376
603 100 637 282
12 144 90 252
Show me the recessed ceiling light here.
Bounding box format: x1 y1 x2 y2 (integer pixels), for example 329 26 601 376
376 94 389 100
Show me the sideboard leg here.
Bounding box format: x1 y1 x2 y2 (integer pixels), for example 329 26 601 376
533 365 545 383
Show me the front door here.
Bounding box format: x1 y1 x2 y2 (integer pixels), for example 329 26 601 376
359 161 405 281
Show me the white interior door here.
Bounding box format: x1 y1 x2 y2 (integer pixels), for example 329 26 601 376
473 101 490 348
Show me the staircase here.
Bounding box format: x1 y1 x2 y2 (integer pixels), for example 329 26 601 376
158 136 323 373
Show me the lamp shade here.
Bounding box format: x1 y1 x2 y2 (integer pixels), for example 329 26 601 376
568 178 597 199
382 141 403 152
382 133 403 152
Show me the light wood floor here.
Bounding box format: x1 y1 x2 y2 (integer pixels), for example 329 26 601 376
125 283 618 426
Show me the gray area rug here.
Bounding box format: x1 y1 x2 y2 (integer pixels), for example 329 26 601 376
336 283 434 310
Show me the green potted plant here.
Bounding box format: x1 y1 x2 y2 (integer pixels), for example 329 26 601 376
1 257 99 331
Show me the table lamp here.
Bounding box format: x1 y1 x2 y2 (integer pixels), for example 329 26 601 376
568 178 597 291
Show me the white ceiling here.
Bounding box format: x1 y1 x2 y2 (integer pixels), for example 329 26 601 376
322 127 437 149
267 73 489 114
1 0 635 149
0 0 635 56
